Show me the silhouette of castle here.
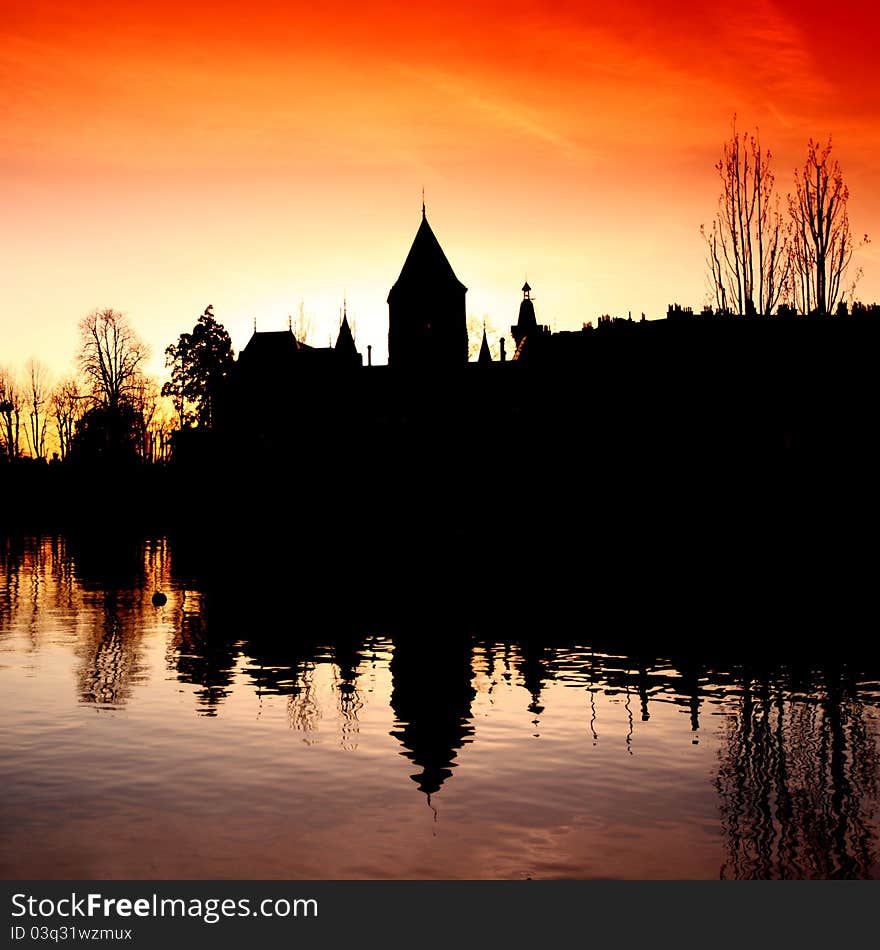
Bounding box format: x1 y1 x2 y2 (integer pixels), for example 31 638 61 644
206 204 880 463
220 205 570 385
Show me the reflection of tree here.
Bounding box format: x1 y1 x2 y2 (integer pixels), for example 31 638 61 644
170 598 238 716
0 537 24 642
287 662 322 738
77 592 140 707
236 626 325 738
66 535 151 708
716 670 880 879
49 536 77 610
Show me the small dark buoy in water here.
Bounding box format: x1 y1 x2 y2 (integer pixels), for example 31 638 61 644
151 591 167 607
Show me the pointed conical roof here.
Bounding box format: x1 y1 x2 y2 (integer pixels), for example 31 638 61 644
477 329 492 364
335 309 358 358
388 210 467 302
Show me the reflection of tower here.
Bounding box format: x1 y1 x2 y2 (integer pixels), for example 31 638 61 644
636 661 651 722
677 663 702 738
334 636 364 751
387 205 468 369
389 635 476 796
517 641 552 735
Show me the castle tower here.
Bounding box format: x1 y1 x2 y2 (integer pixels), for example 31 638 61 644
512 282 538 347
510 281 549 361
387 205 468 369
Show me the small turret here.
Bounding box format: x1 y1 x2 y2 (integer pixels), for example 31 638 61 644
334 299 362 366
512 282 538 346
477 328 492 364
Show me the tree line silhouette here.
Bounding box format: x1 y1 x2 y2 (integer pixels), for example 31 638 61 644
0 304 235 466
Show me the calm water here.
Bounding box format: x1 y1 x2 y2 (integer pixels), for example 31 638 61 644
1 535 879 879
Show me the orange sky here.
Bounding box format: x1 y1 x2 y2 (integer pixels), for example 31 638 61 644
2 0 879 377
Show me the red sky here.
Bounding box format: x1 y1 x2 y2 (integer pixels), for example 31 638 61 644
2 0 879 376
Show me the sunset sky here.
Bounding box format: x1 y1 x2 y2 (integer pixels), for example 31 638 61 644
3 0 879 379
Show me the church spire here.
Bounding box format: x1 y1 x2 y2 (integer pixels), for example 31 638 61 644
478 328 492 364
335 297 360 363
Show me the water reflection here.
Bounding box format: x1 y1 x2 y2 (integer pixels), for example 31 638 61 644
390 634 476 796
716 669 880 879
169 587 237 714
1 535 879 879
334 636 366 751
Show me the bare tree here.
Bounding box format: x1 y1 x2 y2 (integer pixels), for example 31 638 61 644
293 300 314 347
130 374 160 461
51 377 85 460
147 404 176 463
78 309 148 410
703 118 790 315
789 138 860 315
0 367 23 460
24 360 51 460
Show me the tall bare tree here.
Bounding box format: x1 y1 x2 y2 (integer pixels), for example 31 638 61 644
293 299 314 347
703 119 790 315
130 374 160 461
789 138 858 315
0 367 23 460
24 360 51 460
51 377 84 460
147 405 176 463
78 309 148 410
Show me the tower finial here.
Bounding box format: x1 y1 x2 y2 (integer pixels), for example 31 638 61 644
288 313 292 332
421 186 425 218
253 315 257 333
